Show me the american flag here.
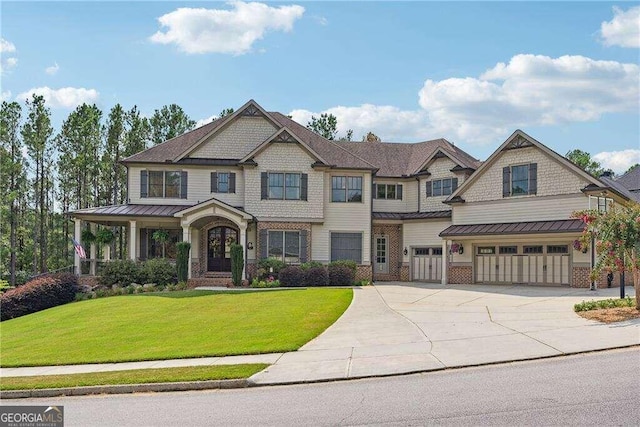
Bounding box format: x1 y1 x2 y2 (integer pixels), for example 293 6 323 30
72 238 87 259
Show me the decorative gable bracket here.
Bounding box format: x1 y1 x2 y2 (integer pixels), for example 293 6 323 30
504 134 533 150
273 130 298 143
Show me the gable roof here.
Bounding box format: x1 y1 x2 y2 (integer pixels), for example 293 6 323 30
240 127 329 165
616 166 640 192
446 129 605 202
334 138 480 177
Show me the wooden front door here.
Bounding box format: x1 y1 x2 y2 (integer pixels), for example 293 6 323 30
207 227 238 272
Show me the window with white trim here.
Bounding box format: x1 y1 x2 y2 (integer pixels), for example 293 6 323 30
331 233 363 263
332 176 362 202
268 230 300 263
374 184 403 200
268 172 301 200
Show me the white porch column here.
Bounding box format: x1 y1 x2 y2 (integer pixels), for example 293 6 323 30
74 218 82 275
239 224 247 280
103 245 111 262
182 225 191 279
441 239 448 286
90 223 97 275
129 220 137 261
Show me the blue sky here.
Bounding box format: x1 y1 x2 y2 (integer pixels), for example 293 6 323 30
2 1 639 172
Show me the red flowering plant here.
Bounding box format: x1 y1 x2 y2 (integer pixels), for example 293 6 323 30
572 203 640 308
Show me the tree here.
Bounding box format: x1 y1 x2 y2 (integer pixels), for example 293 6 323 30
0 101 24 284
624 164 639 175
362 131 381 142
219 108 234 118
572 204 640 308
150 104 196 145
565 149 605 177
338 129 354 141
307 113 338 140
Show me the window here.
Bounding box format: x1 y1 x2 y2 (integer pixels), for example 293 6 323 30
268 231 300 263
332 176 362 202
211 172 236 194
547 245 568 254
428 178 457 197
331 233 362 263
218 173 229 193
147 228 181 259
499 246 518 254
432 248 443 256
414 248 429 256
266 172 302 200
511 165 529 195
478 247 495 255
523 245 543 254
144 170 185 198
374 184 403 200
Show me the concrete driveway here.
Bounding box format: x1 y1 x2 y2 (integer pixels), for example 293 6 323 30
251 283 639 384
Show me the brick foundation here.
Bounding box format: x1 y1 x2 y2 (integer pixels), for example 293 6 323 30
356 265 372 281
400 264 410 281
572 266 633 288
448 265 472 284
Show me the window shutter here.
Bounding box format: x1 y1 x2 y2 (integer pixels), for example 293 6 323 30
502 167 511 197
140 170 148 198
139 228 147 261
259 229 268 259
451 178 458 193
372 184 377 199
299 230 308 263
229 173 236 194
300 173 308 201
397 184 403 200
529 163 537 195
425 181 432 197
210 172 218 193
180 171 188 199
261 172 268 200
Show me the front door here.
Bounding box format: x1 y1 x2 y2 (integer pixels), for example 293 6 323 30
375 236 388 274
207 226 238 272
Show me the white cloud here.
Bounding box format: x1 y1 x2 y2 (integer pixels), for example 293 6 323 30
149 1 305 55
314 16 328 26
291 54 640 145
1 90 11 102
45 62 60 75
0 38 16 53
17 87 100 109
600 6 640 48
195 114 217 127
594 150 640 175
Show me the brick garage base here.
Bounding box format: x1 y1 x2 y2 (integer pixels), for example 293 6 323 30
400 264 410 281
356 265 372 281
448 266 472 284
572 266 633 288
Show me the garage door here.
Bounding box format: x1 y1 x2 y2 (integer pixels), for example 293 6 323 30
475 244 570 285
412 247 442 282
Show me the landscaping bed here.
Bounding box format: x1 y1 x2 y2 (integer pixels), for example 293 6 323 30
574 297 640 323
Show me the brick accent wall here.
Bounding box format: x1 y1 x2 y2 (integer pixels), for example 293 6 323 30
372 224 402 281
572 266 632 288
449 265 472 284
190 259 202 279
356 265 372 281
400 264 410 281
256 221 312 263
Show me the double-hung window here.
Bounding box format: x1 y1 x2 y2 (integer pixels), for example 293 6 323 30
211 172 236 194
511 165 529 195
143 170 186 199
503 163 537 197
427 178 458 197
268 173 301 200
374 184 403 200
332 176 362 202
218 173 229 193
331 232 363 263
268 230 300 263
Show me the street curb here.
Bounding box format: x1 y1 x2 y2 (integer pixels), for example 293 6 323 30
2 345 638 399
0 379 248 399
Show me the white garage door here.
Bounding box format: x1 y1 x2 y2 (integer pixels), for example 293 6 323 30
412 247 442 282
475 244 570 285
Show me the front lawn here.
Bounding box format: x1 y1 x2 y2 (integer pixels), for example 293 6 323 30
0 364 267 391
0 288 352 367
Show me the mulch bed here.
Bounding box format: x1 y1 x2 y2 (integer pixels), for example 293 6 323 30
577 307 640 323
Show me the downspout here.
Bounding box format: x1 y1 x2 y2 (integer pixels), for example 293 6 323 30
416 176 420 212
245 221 250 283
370 170 376 283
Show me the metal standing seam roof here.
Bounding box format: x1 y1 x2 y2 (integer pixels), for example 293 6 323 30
69 204 190 217
372 211 452 220
439 219 585 237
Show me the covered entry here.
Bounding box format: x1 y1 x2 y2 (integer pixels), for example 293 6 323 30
412 247 442 282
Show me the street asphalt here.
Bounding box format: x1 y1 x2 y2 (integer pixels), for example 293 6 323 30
1 283 638 388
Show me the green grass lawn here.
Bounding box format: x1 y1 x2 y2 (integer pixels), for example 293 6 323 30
0 364 267 391
0 288 352 367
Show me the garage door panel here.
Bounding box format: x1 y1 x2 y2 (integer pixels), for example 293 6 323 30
412 247 442 282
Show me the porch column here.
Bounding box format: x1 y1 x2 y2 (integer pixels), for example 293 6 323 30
182 225 191 279
441 239 448 286
90 223 97 275
239 224 247 280
74 218 82 275
129 220 137 261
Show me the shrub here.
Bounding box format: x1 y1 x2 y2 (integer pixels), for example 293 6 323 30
278 266 305 287
230 243 244 286
329 265 354 287
176 242 191 282
257 258 286 279
140 258 176 286
1 271 31 286
1 273 79 321
0 279 14 293
304 266 329 287
329 260 357 275
574 297 635 312
99 260 142 287
300 261 323 270
250 278 280 288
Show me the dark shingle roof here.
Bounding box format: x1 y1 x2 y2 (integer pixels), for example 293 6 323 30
440 219 585 237
616 167 640 192
599 176 640 203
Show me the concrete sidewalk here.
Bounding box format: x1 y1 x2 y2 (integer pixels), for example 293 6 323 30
1 284 638 386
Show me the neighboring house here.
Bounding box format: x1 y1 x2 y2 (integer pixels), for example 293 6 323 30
69 100 637 287
614 166 640 202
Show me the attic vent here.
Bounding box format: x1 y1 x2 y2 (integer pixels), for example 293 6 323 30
241 104 263 117
506 135 533 150
274 131 297 143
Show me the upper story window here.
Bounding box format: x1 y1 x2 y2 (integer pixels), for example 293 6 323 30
374 184 403 200
261 172 307 201
426 178 458 197
211 172 236 194
332 176 362 202
503 163 537 197
141 170 187 199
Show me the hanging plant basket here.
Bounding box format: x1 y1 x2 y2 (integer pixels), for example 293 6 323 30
81 228 96 244
95 228 115 246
